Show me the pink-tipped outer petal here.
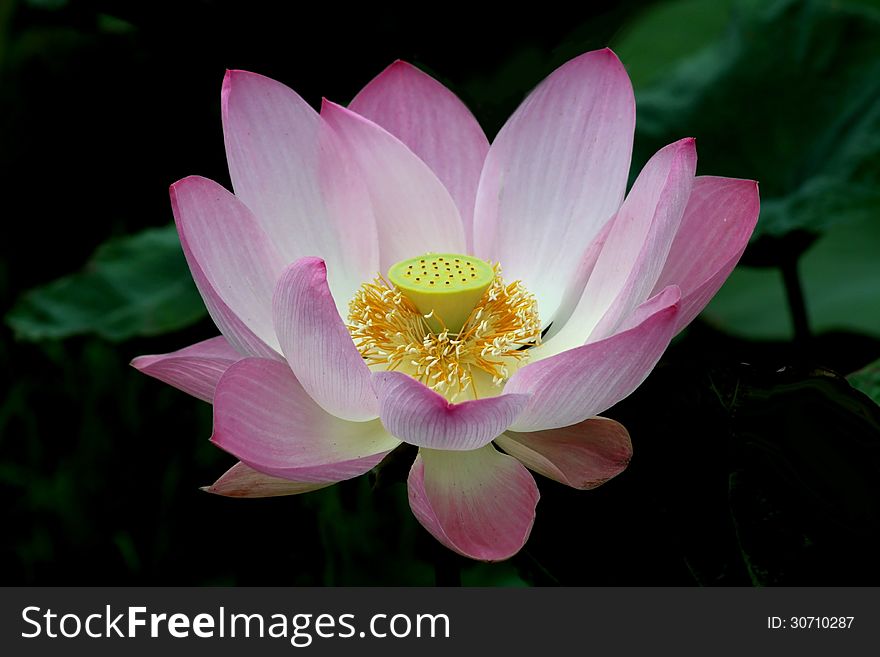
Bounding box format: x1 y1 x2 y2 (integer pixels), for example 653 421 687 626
408 444 539 561
349 60 489 250
171 176 286 353
373 371 529 450
586 138 697 341
546 138 696 356
321 99 466 273
496 417 632 490
212 359 399 483
202 462 331 498
131 336 243 403
273 257 378 422
222 70 378 305
652 176 761 333
506 286 681 432
473 48 636 324
179 233 280 360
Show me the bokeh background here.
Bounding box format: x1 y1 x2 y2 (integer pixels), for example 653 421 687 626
2 0 880 585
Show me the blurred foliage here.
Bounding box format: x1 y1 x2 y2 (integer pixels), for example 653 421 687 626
611 0 749 88
849 358 880 406
704 212 880 339
614 0 880 340
629 0 880 244
2 0 880 586
524 351 880 585
7 226 204 340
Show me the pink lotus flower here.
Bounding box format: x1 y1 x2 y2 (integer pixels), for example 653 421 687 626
133 49 758 561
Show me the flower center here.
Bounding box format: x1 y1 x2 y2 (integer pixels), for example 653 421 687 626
388 254 495 333
347 254 541 401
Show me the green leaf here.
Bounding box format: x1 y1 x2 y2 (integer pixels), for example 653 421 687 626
848 358 880 406
611 0 746 89
630 0 880 248
727 366 880 585
6 225 206 341
702 213 880 340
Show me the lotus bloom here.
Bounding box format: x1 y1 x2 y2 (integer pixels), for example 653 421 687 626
133 49 758 561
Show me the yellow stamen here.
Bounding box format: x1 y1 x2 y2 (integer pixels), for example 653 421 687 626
347 260 541 401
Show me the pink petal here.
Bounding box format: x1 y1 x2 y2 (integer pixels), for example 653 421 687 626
349 61 489 251
131 336 243 403
505 287 681 432
617 284 682 332
273 257 378 422
171 176 286 352
473 49 636 324
496 416 632 490
407 445 539 561
545 139 696 357
178 229 279 359
212 359 399 483
222 70 378 305
652 176 760 332
545 214 614 339
585 138 697 341
202 462 331 498
321 100 466 273
373 371 529 450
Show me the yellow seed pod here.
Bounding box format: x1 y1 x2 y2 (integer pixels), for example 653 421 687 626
387 254 495 333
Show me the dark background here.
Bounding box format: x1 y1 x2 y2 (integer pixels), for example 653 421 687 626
2 0 880 585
